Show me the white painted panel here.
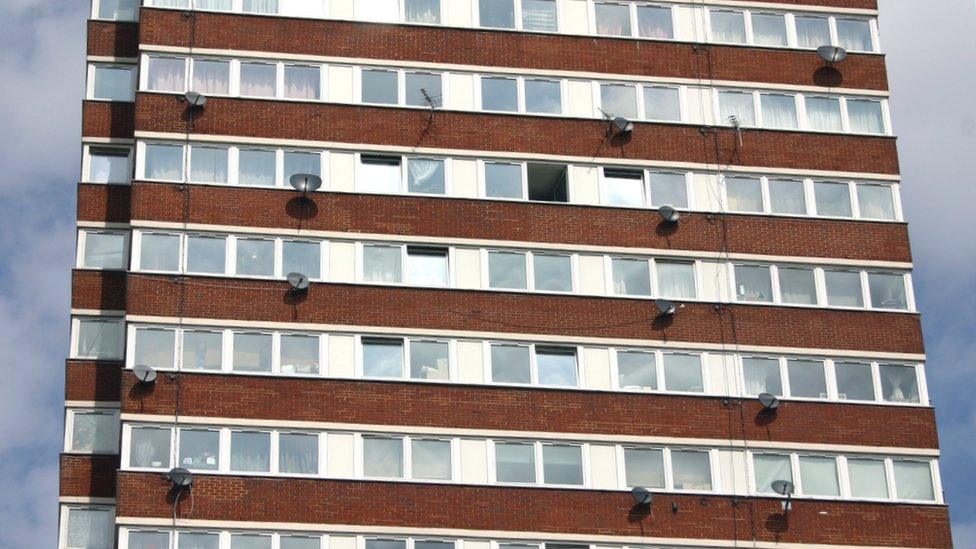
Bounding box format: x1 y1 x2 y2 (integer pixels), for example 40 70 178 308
706 352 737 397
328 65 355 104
326 433 355 477
690 172 721 212
329 241 357 283
581 347 612 390
444 0 473 27
453 248 482 289
578 255 606 295
463 542 491 549
588 444 619 489
565 80 595 118
460 438 488 484
685 87 715 126
329 536 358 549
716 449 749 495
569 165 600 205
329 0 354 19
280 0 326 18
329 151 355 192
448 73 476 111
562 0 589 35
451 158 478 198
456 341 484 383
327 335 356 378
698 260 731 303
673 6 698 42
354 0 397 21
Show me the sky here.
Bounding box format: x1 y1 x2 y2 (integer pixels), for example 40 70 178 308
0 1 972 548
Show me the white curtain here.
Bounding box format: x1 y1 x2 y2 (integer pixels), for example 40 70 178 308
893 461 935 500
611 259 651 296
66 508 114 549
363 436 404 477
280 434 318 474
751 13 787 46
726 177 763 212
814 181 853 217
131 427 171 468
522 0 557 32
240 63 276 97
778 267 817 304
238 149 276 186
805 97 843 132
192 59 229 94
880 365 918 403
595 3 631 36
145 144 183 181
637 5 672 39
407 158 445 193
231 432 270 472
147 57 185 92
753 454 792 493
72 413 116 452
847 99 885 134
837 19 873 51
405 0 440 23
718 91 755 126
284 66 320 99
760 94 797 129
795 16 830 49
657 261 696 298
848 459 889 498
856 185 895 220
824 270 863 307
193 0 231 10
768 179 806 215
742 358 781 396
363 246 401 283
799 456 840 496
709 10 745 43
243 0 278 14
189 146 228 183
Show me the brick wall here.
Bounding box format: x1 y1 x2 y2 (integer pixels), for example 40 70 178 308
87 20 138 58
82 100 134 139
72 270 126 311
66 360 122 402
60 454 118 498
78 183 130 224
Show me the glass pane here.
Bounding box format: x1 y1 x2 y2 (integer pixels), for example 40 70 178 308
649 172 688 208
236 238 275 276
752 13 787 46
238 149 276 186
71 412 117 453
242 0 279 14
726 177 763 212
406 0 440 23
848 458 889 498
718 91 755 126
147 56 185 92
191 59 229 95
847 99 885 134
612 258 651 296
135 327 175 370
824 270 863 307
837 19 873 51
760 94 798 129
489 251 527 289
806 96 844 132
364 245 402 283
495 442 535 483
663 353 703 392
637 5 673 39
857 185 896 220
189 147 228 183
735 265 773 302
231 534 272 549
363 437 404 477
195 0 231 9
835 361 874 401
522 0 557 32
485 162 523 198
179 429 220 470
600 84 638 118
281 334 319 375
754 454 792 494
284 65 320 100
742 357 782 396
363 69 399 104
672 450 712 490
542 444 583 485
186 235 226 274
145 144 183 181
595 2 631 36
491 344 531 384
617 351 656 390
410 340 450 381
710 10 746 43
178 533 219 549
869 273 908 310
359 155 402 193
643 86 680 121
533 254 572 292
363 338 404 378
130 426 171 468
524 79 561 114
768 179 806 215
97 0 138 20
66 508 114 549
93 66 133 101
128 531 171 549
283 241 321 280
366 541 406 549
230 431 270 472
657 261 696 299
182 330 222 371
778 267 817 305
603 169 644 207
407 248 448 286
233 332 272 372
893 461 934 501
407 158 445 194
624 448 665 488
281 537 321 549
279 433 319 475
536 347 577 387
788 359 827 398
284 151 321 181
77 319 122 359
795 16 830 49
415 542 453 549
412 439 452 480
480 0 515 28
814 181 853 217
799 456 839 496
88 149 129 183
482 77 518 111
880 364 919 403
83 232 125 269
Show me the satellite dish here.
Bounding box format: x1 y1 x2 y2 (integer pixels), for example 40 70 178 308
610 116 634 136
133 364 157 384
659 205 680 224
655 298 676 316
184 91 207 108
631 486 653 506
758 392 780 410
771 479 795 497
166 467 194 488
287 272 310 291
817 45 847 65
289 173 322 195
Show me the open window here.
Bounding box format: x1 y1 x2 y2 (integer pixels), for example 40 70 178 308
526 163 568 202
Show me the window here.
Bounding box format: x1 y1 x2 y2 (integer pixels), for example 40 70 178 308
130 426 171 468
406 247 448 286
139 232 180 271
778 267 817 305
751 13 787 47
879 364 919 403
284 65 320 100
603 168 644 207
814 181 853 217
195 0 231 9
643 86 680 121
363 338 404 378
893 460 935 501
536 347 577 387
834 361 875 401
187 234 227 274
481 77 518 111
768 179 806 215
709 10 745 43
787 359 827 398
281 537 321 549
147 56 186 92
363 436 404 477
231 431 271 472
612 258 651 296
135 327 176 370
88 147 130 183
495 442 535 483
406 0 440 23
837 19 873 52
243 0 279 14
847 99 885 134
526 163 567 202
806 96 844 132
96 0 138 20
662 353 703 392
617 350 656 390
233 332 272 373
406 72 442 107
92 65 135 101
283 241 321 280
362 69 399 105
524 79 561 114
637 5 673 39
238 149 276 186
795 16 830 49
672 450 712 490
848 458 889 499
484 162 523 198
182 330 223 371
753 453 792 494
179 428 220 470
128 531 172 549
240 62 277 97
857 185 896 220
868 272 908 310
734 265 773 302
64 507 114 549
656 261 696 299
412 439 452 479
236 237 275 277
145 143 184 181
281 153 319 188
491 343 531 384
366 541 406 549
82 231 126 269
760 94 798 129
600 84 638 119
824 270 863 307
488 251 528 289
742 357 782 396
364 245 402 283
415 542 453 549
231 534 272 549
480 0 515 28
410 340 450 380
359 155 402 193
533 254 572 292
595 3 631 36
799 455 839 496
542 444 583 485
725 176 763 212
718 91 755 126
189 146 228 183
407 158 445 194
69 411 118 453
624 447 665 488
649 172 687 208
279 433 319 474
522 0 557 32
191 59 230 95
280 334 319 375
76 318 123 359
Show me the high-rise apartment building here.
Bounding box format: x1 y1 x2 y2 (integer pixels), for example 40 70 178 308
61 0 952 548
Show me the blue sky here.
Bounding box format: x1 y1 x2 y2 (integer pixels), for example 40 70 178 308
0 1 972 548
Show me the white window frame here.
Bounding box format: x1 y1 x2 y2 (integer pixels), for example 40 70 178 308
64 407 120 454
